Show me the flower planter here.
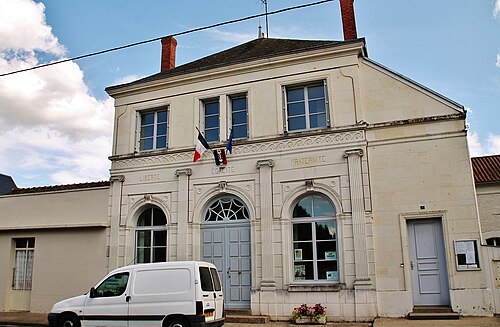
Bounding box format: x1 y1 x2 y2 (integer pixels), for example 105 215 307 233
294 315 326 325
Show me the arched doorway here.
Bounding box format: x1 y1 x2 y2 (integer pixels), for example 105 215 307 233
135 206 167 263
201 195 251 309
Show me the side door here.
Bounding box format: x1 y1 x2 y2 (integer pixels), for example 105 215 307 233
408 219 450 306
82 272 130 327
199 266 217 322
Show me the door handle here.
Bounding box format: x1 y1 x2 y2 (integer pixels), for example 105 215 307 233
410 261 414 270
227 267 231 278
126 295 131 302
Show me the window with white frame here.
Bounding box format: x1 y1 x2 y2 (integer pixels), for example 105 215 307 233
229 95 248 139
135 206 167 263
138 108 168 151
203 99 220 143
292 194 338 282
284 81 329 132
13 238 35 291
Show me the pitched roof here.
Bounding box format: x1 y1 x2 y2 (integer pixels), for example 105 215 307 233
0 173 17 195
106 37 363 92
471 155 500 184
8 181 110 195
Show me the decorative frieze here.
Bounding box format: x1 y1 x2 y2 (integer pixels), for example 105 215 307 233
111 131 365 171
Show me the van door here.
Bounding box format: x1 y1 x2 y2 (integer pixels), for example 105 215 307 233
210 267 224 320
82 272 130 327
199 266 217 322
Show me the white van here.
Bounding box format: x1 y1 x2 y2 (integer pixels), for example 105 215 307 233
48 261 224 327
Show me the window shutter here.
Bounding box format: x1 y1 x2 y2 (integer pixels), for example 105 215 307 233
282 86 288 133
323 80 331 127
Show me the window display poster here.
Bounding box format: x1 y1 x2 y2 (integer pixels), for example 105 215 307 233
454 240 479 270
325 251 337 260
326 271 338 281
294 249 303 260
295 265 306 280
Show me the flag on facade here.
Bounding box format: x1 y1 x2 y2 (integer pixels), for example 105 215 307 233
213 149 227 166
193 130 210 162
226 128 234 154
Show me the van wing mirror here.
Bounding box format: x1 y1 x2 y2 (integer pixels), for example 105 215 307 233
89 287 97 298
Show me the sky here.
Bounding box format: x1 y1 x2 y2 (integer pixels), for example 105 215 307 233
0 0 499 188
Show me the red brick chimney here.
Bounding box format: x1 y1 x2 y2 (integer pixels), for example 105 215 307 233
161 36 177 72
339 0 357 41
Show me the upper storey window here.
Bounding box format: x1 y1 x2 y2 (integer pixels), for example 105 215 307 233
284 81 329 132
138 108 168 151
204 99 220 143
229 95 248 140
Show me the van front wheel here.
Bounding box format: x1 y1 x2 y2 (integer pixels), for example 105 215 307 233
58 314 80 327
164 317 190 327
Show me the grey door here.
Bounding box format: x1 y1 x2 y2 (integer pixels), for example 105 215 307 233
408 219 450 306
202 224 251 309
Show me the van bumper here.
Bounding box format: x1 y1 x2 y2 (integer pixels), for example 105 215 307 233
47 313 59 327
187 316 225 327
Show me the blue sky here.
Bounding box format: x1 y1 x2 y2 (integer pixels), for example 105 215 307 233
0 0 499 187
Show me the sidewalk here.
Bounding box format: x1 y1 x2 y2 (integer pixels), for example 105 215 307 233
0 311 498 327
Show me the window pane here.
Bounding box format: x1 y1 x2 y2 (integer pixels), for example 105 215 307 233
137 210 152 226
140 138 153 151
152 208 166 225
309 113 327 129
153 230 166 246
28 238 35 248
231 97 247 111
200 267 214 291
316 241 336 260
307 85 324 99
293 197 313 218
205 102 219 115
210 267 222 291
287 102 305 116
205 129 218 143
233 125 247 139
137 248 151 263
288 116 306 131
157 110 168 122
205 115 219 129
308 99 326 114
232 111 247 124
153 247 166 262
156 136 167 149
141 125 154 137
318 261 338 281
294 242 313 260
294 262 313 281
136 231 151 247
142 113 154 125
157 123 167 135
293 223 312 241
95 273 129 297
316 222 337 240
313 195 335 216
287 88 304 102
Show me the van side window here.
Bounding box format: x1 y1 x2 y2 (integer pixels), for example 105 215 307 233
94 273 129 297
199 267 214 291
210 268 222 291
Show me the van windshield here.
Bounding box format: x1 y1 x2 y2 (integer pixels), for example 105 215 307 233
199 267 214 291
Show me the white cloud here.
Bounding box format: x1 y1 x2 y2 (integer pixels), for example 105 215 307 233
487 133 500 154
496 54 500 68
467 132 484 157
467 131 500 157
494 0 500 18
0 0 113 187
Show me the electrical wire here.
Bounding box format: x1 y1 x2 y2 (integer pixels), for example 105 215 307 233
0 0 334 77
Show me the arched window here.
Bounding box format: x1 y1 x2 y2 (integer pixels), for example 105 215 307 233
204 196 249 222
135 206 167 263
292 194 338 282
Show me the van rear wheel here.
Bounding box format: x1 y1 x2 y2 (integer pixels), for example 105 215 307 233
164 317 190 327
58 314 80 327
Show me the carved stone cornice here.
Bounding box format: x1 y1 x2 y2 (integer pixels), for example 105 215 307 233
256 159 275 169
344 148 364 158
111 130 365 171
175 168 193 177
109 175 125 182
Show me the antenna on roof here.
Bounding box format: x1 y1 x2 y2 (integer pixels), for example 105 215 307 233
260 0 269 38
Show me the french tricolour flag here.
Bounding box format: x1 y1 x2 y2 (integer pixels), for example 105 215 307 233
193 131 210 162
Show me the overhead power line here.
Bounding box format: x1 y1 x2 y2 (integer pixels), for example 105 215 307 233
0 0 334 77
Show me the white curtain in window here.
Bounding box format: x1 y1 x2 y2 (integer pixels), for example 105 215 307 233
13 250 34 291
